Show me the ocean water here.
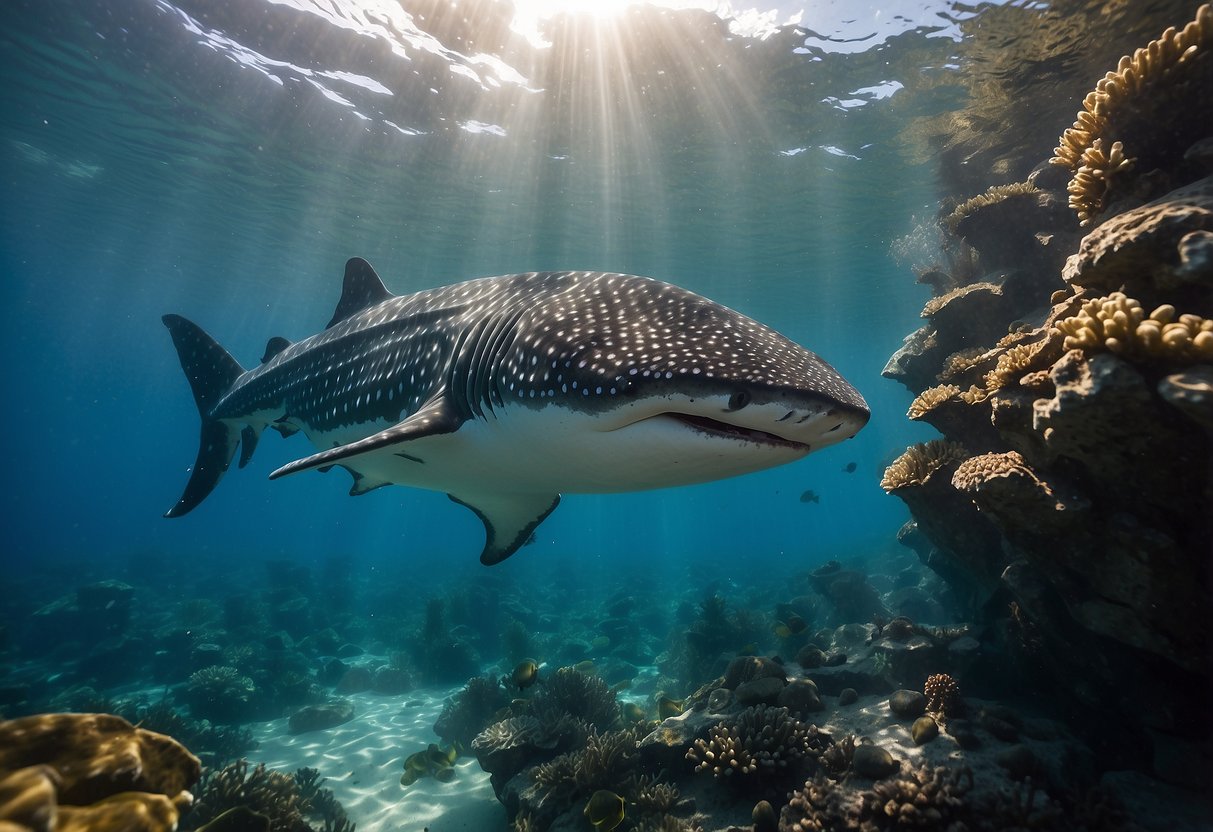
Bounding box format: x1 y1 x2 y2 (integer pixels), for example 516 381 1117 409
2 1 1209 830
0 0 949 574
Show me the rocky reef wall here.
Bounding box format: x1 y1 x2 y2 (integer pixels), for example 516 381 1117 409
882 3 1213 790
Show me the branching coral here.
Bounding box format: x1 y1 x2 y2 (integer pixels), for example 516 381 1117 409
186 759 305 832
1053 292 1213 362
779 764 973 831
923 674 962 717
907 385 960 420
943 182 1041 234
530 667 618 730
880 441 969 493
685 705 812 782
1052 4 1213 225
627 774 681 815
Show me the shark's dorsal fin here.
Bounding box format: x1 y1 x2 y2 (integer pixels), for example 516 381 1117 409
449 492 561 566
261 336 292 363
267 394 462 480
326 257 394 329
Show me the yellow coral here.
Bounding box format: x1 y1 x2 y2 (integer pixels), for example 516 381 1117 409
958 385 989 405
939 347 996 382
921 282 1000 318
907 385 961 420
1053 292 1213 362
952 451 1035 492
880 440 969 493
985 343 1044 391
1052 4 1213 225
943 183 1041 234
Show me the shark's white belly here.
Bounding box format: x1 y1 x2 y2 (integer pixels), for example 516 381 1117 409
301 401 807 497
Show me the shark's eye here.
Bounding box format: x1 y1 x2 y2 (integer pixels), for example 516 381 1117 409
726 391 751 411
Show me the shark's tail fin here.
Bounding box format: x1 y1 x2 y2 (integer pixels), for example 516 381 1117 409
162 314 246 518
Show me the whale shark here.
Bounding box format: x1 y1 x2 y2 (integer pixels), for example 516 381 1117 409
163 258 869 564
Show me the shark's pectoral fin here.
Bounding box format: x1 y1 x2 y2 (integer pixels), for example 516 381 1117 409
268 394 463 480
449 492 560 566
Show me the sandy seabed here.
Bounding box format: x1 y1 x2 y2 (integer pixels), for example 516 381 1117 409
251 688 508 832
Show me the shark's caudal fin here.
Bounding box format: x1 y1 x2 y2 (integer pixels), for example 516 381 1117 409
162 314 246 518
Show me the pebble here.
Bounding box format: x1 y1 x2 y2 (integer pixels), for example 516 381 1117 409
778 679 824 714
851 743 900 779
888 689 927 718
911 715 939 745
795 645 826 668
735 676 785 705
838 688 859 706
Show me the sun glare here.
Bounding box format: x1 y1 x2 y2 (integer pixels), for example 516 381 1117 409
510 0 677 46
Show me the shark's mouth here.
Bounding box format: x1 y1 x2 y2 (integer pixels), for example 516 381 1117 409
665 413 808 450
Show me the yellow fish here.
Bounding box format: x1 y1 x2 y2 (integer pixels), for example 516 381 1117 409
584 790 625 831
657 696 684 719
512 659 539 689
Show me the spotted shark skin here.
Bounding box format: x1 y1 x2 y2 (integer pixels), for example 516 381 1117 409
164 258 870 564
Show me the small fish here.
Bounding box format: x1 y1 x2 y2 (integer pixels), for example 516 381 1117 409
574 660 597 675
799 489 819 504
584 790 626 831
621 702 647 722
657 696 684 719
400 742 459 787
512 659 539 689
843 461 857 473
590 635 611 650
774 624 792 639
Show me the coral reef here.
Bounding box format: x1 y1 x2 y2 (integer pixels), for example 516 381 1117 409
685 705 812 782
883 0 1213 794
1052 5 1213 225
1062 177 1213 298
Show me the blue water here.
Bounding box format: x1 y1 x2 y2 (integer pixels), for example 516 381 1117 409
0 0 963 580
